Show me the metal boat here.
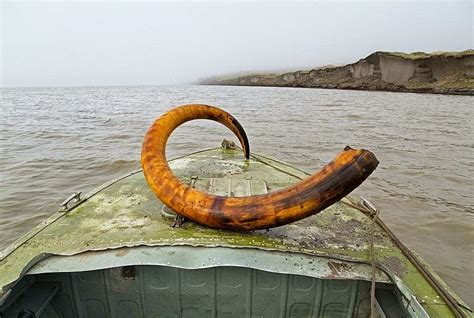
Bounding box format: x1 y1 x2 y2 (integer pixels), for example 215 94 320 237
0 145 471 317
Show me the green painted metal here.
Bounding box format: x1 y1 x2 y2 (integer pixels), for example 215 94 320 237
1 282 59 317
26 246 391 283
9 266 389 318
0 148 471 317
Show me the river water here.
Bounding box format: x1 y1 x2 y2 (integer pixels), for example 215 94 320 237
1 85 473 306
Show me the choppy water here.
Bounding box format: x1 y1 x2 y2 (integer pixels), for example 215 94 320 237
1 85 473 306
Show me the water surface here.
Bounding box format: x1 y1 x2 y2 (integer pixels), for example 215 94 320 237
1 85 472 306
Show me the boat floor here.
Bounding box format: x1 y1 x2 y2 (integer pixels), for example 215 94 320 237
0 148 469 317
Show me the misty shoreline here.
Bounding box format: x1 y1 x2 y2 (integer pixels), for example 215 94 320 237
201 50 474 96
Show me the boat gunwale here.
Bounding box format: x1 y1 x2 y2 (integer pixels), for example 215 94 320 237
25 245 392 282
0 147 471 317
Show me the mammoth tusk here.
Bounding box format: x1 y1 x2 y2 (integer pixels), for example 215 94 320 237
141 104 379 231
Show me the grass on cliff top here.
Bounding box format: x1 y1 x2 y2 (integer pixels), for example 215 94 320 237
379 49 473 59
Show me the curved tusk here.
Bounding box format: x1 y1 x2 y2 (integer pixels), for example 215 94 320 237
141 104 379 231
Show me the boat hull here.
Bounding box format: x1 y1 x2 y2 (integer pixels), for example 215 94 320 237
0 148 471 317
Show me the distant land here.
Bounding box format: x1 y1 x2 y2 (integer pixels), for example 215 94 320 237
201 50 474 95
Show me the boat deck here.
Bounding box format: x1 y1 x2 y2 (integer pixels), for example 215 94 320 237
0 148 469 317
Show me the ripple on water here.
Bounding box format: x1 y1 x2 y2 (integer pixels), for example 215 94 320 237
0 85 473 306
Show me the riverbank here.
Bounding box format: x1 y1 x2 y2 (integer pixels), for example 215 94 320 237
202 50 474 95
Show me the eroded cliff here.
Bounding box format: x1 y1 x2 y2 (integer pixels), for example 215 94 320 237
203 50 474 95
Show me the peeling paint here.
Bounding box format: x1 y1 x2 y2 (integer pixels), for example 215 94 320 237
0 148 469 317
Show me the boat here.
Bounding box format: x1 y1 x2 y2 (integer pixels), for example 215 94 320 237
0 105 471 318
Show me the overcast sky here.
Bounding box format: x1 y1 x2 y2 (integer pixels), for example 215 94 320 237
1 1 472 87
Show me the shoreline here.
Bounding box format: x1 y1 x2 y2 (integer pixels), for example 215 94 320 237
202 82 473 96
202 50 474 96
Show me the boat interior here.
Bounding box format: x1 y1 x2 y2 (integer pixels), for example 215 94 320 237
2 263 409 318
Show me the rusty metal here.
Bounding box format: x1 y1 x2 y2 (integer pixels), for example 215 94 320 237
121 266 136 280
364 197 380 318
141 104 379 231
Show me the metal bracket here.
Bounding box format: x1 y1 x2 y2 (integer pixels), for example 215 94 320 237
60 192 82 210
168 176 198 227
190 175 198 187
361 196 377 214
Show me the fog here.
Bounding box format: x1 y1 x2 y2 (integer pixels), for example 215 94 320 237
1 1 472 87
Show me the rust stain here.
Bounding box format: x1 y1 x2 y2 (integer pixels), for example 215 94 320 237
327 261 341 278
115 249 129 257
327 261 352 278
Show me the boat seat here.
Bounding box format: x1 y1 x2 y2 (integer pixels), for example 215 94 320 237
0 282 59 318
